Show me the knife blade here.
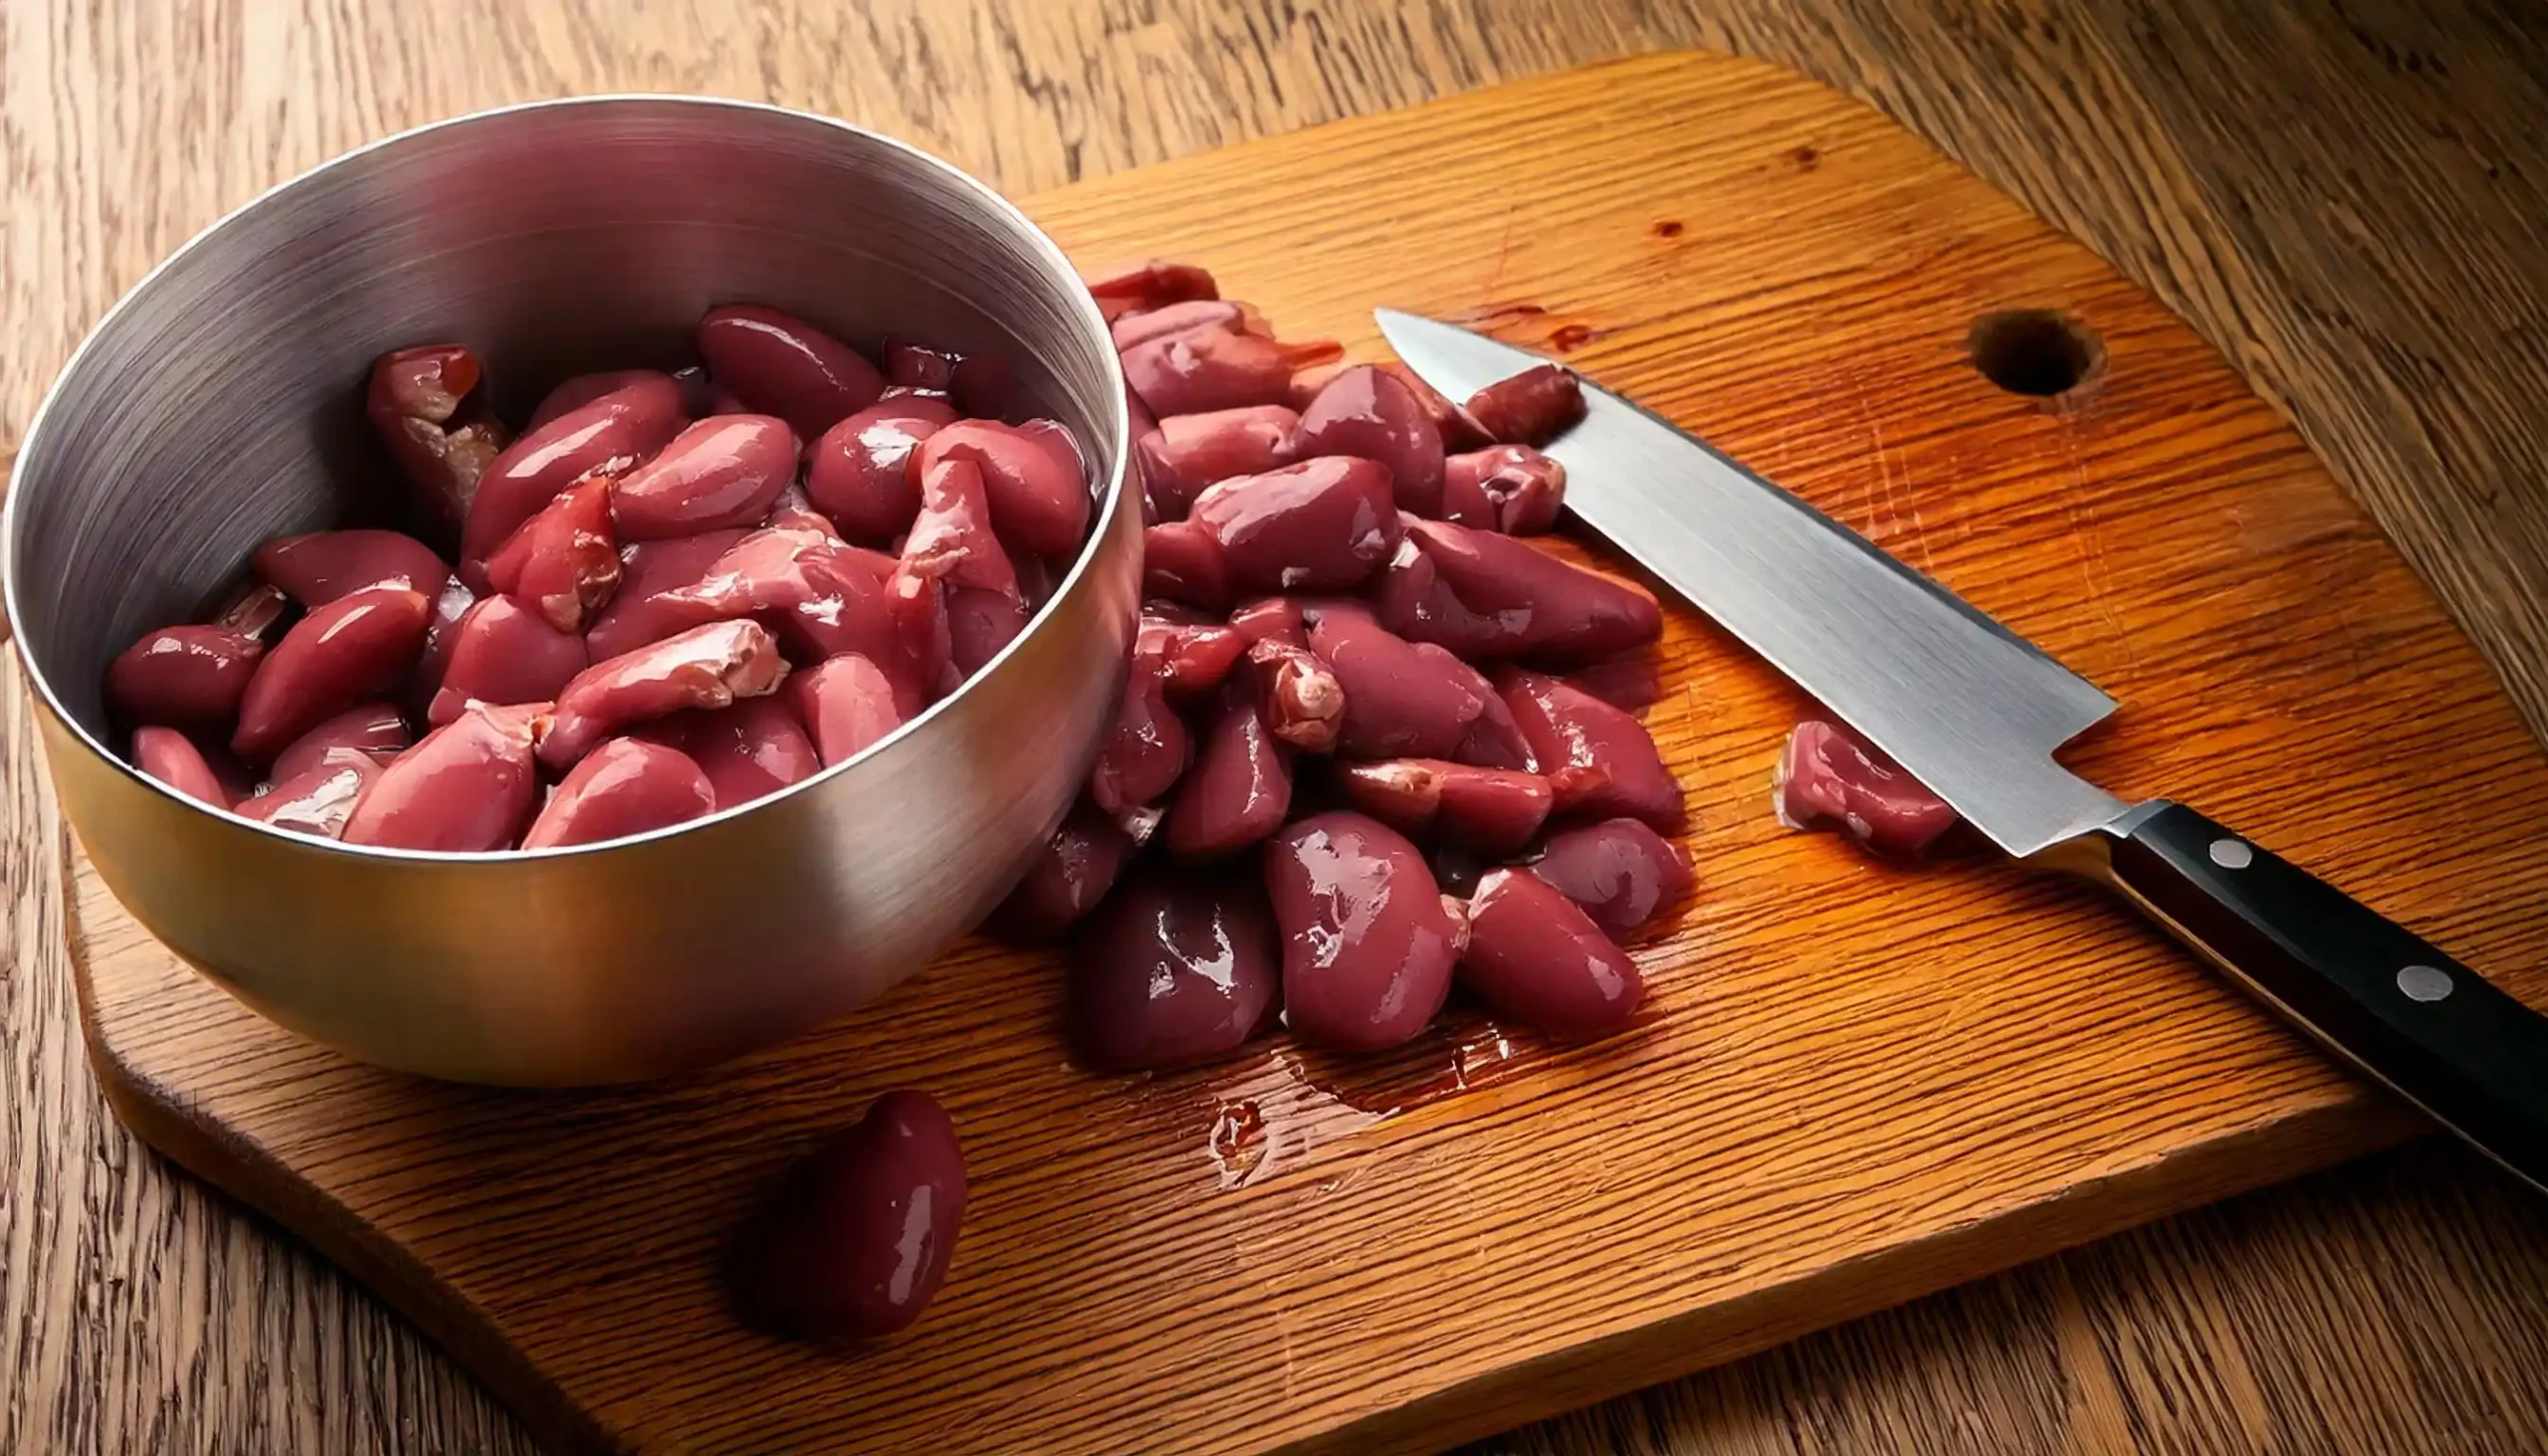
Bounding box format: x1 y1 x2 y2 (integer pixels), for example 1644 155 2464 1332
1379 308 2121 860
1380 307 2548 1192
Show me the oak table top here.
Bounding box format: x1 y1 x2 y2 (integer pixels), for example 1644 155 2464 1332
5 2 2547 1453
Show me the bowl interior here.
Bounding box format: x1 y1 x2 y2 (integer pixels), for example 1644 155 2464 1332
8 97 1124 744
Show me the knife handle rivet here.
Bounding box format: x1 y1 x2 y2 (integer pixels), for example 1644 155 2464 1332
2208 838 2254 870
2397 964 2454 1003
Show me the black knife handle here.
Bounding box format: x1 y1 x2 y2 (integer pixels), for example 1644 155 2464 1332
2088 800 2548 1191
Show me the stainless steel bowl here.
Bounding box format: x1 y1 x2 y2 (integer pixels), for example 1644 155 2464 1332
5 98 1137 1086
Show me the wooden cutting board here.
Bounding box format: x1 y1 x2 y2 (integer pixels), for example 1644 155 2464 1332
64 51 2548 1456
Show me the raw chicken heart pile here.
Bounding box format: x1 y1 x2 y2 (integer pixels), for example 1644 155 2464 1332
1000 258 1700 1068
723 258 1710 1351
97 250 1959 1351
102 256 1755 1352
101 305 1093 852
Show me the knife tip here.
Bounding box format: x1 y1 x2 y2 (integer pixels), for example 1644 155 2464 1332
1373 307 1433 348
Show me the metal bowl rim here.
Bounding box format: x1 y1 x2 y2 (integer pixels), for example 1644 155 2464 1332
2 92 1132 866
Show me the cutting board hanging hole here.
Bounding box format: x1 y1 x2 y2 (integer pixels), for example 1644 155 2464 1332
1970 309 2103 397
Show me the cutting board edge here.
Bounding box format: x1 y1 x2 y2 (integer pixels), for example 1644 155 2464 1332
1295 1100 2428 1455
64 850 611 1456
70 831 2431 1456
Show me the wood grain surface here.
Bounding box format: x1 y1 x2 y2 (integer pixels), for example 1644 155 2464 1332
59 49 2548 1452
7 4 2548 1455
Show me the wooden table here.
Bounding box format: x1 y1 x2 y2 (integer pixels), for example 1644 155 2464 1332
6 2 2547 1452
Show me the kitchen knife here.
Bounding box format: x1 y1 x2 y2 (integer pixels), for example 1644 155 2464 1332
1379 307 2548 1192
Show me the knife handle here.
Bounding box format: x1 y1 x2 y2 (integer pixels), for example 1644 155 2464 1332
2080 800 2548 1191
